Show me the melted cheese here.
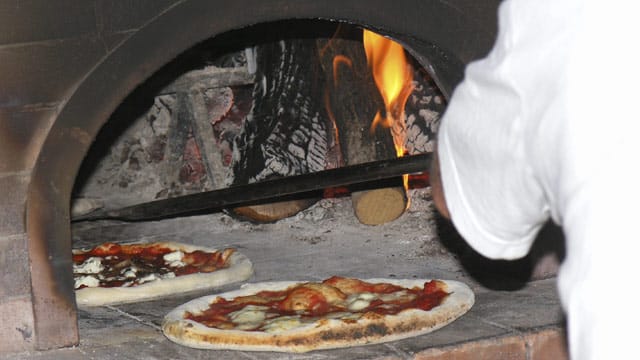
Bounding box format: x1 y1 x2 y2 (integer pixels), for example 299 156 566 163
75 275 100 289
163 250 185 267
122 266 137 279
378 290 415 303
324 311 362 321
138 273 159 284
262 316 302 333
229 305 268 325
73 257 104 274
161 272 176 279
346 292 377 311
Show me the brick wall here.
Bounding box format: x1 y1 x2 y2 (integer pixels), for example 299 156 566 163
0 1 179 353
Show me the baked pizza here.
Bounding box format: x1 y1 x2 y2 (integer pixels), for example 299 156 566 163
72 242 253 307
162 276 474 352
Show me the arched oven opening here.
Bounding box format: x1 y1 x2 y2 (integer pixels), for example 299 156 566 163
5 0 562 356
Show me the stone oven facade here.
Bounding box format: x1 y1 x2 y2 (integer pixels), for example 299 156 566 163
0 0 499 354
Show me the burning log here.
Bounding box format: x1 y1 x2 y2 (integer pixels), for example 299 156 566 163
318 27 408 225
231 31 330 222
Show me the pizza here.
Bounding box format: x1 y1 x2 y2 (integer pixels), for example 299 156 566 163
162 276 474 352
72 242 253 307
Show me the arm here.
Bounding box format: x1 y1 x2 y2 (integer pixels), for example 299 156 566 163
429 146 450 220
430 0 553 260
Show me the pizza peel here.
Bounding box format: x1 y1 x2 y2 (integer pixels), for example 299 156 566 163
72 153 431 222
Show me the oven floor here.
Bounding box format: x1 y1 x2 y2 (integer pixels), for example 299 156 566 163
7 189 566 359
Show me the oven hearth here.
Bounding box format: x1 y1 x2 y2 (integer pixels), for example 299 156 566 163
62 190 565 359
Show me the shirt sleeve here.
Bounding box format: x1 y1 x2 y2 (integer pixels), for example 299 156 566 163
436 0 554 260
440 0 640 358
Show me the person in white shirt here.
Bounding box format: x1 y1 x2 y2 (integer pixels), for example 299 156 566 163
429 0 640 358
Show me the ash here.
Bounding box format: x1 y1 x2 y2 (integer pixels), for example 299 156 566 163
279 187 445 256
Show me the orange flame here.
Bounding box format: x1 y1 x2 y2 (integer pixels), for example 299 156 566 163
363 29 414 189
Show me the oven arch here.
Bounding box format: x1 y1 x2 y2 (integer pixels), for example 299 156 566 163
25 0 499 349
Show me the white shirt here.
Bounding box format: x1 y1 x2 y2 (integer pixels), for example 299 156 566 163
437 0 640 358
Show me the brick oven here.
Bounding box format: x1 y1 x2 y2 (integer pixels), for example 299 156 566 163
1 1 566 357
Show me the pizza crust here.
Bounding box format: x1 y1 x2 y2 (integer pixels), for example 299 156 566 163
162 278 474 353
74 242 253 307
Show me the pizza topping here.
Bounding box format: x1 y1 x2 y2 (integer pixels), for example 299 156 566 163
278 283 346 315
262 316 303 333
75 275 100 289
228 305 269 330
184 277 450 333
138 273 159 284
163 250 186 267
73 257 104 275
346 292 377 311
162 272 176 279
72 243 236 290
323 276 404 294
123 267 137 279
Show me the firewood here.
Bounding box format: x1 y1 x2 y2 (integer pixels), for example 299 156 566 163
160 66 254 95
232 198 318 223
160 67 254 197
351 187 407 225
317 27 408 225
231 25 331 222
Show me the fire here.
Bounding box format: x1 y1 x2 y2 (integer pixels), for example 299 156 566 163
363 29 414 188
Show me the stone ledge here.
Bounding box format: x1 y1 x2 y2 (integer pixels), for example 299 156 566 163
0 296 35 355
413 327 568 360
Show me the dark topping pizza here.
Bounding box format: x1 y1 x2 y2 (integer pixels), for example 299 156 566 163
72 242 235 290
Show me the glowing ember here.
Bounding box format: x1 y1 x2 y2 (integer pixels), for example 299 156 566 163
363 29 414 188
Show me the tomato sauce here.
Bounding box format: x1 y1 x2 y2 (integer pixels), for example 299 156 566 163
184 277 450 330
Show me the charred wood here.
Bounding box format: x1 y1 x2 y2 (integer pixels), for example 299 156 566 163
162 92 203 196
232 40 329 183
161 66 254 95
404 63 445 155
72 65 254 211
163 65 256 195
231 36 331 221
